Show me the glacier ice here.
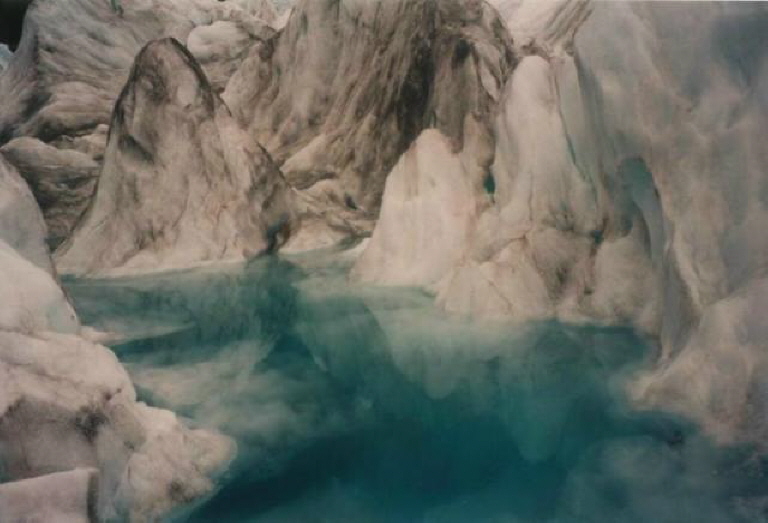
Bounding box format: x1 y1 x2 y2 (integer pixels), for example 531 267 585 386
0 329 236 521
0 239 79 334
351 130 479 287
354 0 768 446
0 110 235 520
187 18 275 94
1 137 100 249
0 155 55 272
55 38 294 276
0 0 279 249
565 1 768 444
224 0 514 250
0 468 98 523
0 43 10 72
0 157 79 333
0 0 767 519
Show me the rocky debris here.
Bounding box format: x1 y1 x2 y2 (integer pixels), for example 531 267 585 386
56 38 294 276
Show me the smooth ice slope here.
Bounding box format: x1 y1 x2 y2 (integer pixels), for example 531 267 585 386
0 155 54 272
0 469 98 523
352 130 478 287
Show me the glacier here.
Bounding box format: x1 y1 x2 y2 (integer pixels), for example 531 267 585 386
1 0 767 520
357 0 768 446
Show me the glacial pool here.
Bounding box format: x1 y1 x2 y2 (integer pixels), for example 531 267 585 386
63 250 768 523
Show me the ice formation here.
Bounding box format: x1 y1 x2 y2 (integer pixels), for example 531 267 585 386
55 38 293 276
224 0 514 251
353 0 768 445
0 0 279 249
0 105 234 523
1 0 767 519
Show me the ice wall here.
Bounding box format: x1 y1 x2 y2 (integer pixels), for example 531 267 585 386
510 1 768 444
568 2 768 445
55 38 294 276
358 0 768 445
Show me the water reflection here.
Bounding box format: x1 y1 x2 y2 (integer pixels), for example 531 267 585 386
64 255 768 523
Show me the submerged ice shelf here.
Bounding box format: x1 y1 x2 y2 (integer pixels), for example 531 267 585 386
62 253 768 523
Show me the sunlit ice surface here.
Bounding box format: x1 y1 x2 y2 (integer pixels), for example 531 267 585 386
63 250 768 523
